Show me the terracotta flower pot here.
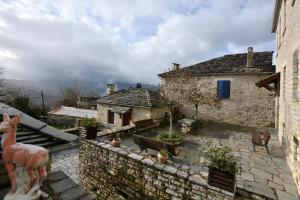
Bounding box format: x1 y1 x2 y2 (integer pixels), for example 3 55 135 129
112 138 121 147
157 153 169 164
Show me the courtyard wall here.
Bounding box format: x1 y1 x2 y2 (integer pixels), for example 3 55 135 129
80 138 234 200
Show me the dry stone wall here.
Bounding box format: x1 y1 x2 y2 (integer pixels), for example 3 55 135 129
79 138 234 200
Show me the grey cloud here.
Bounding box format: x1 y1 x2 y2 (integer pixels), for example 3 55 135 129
0 0 275 85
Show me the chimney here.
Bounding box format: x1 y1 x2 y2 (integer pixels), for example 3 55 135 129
106 84 115 95
172 63 180 71
247 47 254 68
136 83 142 88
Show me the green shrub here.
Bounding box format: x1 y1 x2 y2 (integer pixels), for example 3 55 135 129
205 147 242 175
158 132 183 145
80 117 97 127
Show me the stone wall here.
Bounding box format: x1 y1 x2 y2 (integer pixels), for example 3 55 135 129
79 138 234 200
97 104 123 127
160 74 275 128
274 0 300 192
97 104 169 128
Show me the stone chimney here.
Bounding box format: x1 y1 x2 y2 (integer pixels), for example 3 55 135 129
106 84 115 95
136 83 142 88
247 47 254 68
172 63 180 71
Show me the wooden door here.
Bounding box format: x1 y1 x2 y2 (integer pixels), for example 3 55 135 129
122 112 131 126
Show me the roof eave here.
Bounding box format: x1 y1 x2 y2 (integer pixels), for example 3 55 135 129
159 72 274 78
96 102 159 109
272 0 282 33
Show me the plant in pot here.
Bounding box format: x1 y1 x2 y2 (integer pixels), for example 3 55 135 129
80 118 98 139
157 149 169 164
205 146 242 193
112 138 121 147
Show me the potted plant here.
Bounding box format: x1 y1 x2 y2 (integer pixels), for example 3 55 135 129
80 118 98 139
112 138 121 147
157 149 169 164
205 146 242 193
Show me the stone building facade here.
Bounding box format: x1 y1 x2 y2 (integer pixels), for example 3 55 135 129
158 48 275 128
272 0 300 192
97 85 169 128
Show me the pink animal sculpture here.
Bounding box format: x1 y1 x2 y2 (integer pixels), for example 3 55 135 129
0 113 49 194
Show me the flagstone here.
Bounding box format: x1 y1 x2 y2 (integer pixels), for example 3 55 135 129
250 168 272 180
268 181 284 190
284 183 299 195
273 175 283 185
276 190 298 200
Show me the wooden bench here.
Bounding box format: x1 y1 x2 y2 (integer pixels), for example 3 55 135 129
134 119 159 131
252 129 271 153
133 134 181 159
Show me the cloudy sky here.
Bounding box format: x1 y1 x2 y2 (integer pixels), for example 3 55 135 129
0 0 275 84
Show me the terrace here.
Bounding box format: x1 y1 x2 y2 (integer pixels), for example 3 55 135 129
96 121 299 199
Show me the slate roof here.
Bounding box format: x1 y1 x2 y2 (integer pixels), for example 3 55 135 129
97 88 158 108
48 106 98 118
158 51 274 77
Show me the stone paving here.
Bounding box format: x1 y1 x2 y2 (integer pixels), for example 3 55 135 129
51 148 79 184
123 122 299 199
176 123 299 200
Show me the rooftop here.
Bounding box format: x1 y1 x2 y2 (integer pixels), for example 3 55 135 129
158 51 274 77
48 106 98 118
97 88 159 108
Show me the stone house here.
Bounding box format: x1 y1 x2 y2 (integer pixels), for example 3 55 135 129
270 0 300 191
158 47 275 128
96 84 169 128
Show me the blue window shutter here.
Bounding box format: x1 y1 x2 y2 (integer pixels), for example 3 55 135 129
217 80 230 99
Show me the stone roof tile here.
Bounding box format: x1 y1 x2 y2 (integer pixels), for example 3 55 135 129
158 51 274 77
97 88 158 107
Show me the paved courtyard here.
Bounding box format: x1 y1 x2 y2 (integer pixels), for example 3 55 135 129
176 122 299 200
51 148 79 184
51 122 299 199
123 122 299 199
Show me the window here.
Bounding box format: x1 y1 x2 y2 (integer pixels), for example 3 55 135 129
294 136 299 162
283 66 286 100
217 80 230 99
292 50 299 100
107 110 114 124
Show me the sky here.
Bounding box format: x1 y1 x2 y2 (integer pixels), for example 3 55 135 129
0 0 275 85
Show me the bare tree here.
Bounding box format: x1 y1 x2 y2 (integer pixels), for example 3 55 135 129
160 70 221 137
182 80 220 119
159 72 187 137
58 81 81 107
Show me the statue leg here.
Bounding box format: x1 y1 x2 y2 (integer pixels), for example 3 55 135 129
38 166 47 184
5 163 15 193
25 166 37 193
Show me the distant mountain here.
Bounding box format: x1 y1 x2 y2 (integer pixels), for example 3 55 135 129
4 79 157 107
